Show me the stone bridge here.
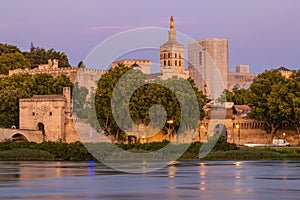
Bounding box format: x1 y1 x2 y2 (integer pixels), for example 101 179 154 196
0 128 43 142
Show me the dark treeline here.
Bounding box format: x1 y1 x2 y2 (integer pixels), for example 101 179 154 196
0 43 70 75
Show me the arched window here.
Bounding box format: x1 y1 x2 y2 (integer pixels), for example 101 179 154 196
175 60 177 66
235 84 240 89
164 54 166 59
199 51 202 65
164 60 166 66
242 84 248 89
38 122 45 142
168 60 171 66
175 53 177 58
179 60 181 66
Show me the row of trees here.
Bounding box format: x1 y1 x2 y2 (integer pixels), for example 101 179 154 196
220 69 300 139
0 43 70 75
0 73 73 128
93 64 208 141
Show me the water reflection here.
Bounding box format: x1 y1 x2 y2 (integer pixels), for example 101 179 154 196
168 165 176 179
0 161 299 200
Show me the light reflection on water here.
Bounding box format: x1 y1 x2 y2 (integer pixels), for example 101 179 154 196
0 161 299 199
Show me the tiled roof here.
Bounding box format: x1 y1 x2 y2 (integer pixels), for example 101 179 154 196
277 66 290 71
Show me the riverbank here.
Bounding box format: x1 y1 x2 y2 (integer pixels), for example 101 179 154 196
0 139 299 161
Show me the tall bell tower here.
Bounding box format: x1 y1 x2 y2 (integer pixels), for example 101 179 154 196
160 16 185 74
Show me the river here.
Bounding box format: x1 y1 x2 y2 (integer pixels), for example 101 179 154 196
0 161 299 199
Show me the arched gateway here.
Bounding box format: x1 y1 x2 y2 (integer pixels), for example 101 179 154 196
213 123 227 138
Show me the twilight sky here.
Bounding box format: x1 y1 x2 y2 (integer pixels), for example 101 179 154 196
1 0 300 73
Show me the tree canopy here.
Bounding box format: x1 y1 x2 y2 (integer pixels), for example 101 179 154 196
23 43 70 68
0 43 71 74
94 64 207 141
0 44 21 55
0 52 30 75
286 69 300 139
218 87 249 105
247 70 290 136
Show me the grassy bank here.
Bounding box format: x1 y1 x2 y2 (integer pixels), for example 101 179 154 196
0 138 299 161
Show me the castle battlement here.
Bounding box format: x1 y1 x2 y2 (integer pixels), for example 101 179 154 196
79 68 106 74
112 59 151 66
111 59 152 74
8 59 80 83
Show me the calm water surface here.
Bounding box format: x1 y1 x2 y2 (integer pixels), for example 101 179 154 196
0 161 299 200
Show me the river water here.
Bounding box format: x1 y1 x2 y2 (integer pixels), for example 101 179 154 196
0 161 299 200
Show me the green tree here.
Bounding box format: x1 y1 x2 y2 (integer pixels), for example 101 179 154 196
218 87 249 105
95 64 145 141
0 44 21 55
0 89 31 128
23 43 70 68
286 69 300 143
50 74 73 94
77 61 86 68
95 64 207 142
0 52 30 74
31 73 54 95
73 82 89 118
0 73 33 92
247 70 289 138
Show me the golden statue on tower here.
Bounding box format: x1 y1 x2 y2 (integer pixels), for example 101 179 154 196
170 16 174 29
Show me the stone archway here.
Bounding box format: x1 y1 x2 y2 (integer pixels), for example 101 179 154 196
12 133 29 142
213 124 227 138
38 122 45 142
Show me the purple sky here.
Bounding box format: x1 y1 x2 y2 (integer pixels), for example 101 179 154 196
1 0 300 73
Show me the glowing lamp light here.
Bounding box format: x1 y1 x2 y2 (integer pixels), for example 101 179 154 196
167 120 174 124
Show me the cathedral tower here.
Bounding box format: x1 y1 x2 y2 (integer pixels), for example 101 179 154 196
160 16 185 74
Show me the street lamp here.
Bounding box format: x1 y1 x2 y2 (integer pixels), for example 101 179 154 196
167 120 174 141
235 123 240 146
283 132 286 139
198 125 204 142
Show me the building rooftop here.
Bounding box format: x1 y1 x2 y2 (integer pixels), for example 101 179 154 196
20 95 65 102
146 73 162 80
161 40 184 48
277 66 290 71
234 105 252 112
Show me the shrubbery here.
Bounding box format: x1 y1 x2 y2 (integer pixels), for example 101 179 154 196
0 137 239 161
0 141 93 161
1 138 298 161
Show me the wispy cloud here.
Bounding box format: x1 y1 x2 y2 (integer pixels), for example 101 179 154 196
87 25 136 33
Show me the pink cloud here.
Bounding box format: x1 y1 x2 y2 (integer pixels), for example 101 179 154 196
87 25 136 33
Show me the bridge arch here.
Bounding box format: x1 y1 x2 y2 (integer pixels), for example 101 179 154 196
12 133 29 142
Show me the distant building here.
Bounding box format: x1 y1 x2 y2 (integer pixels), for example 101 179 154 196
188 38 257 96
18 87 79 143
277 66 293 78
227 65 256 89
188 38 228 97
